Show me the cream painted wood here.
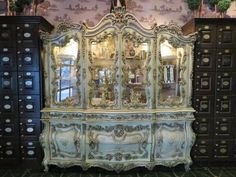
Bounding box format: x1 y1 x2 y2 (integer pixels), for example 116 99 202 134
40 6 196 172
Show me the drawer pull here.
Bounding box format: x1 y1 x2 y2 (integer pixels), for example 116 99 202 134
202 58 209 63
220 126 228 131
27 150 35 155
6 142 12 146
2 57 10 62
4 96 10 99
26 127 34 133
5 127 12 133
24 57 32 62
5 150 13 155
25 80 32 86
24 33 31 38
4 104 11 110
26 104 33 109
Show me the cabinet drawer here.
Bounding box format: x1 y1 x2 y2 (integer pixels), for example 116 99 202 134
20 141 41 160
19 95 40 117
213 139 234 160
0 48 16 71
217 25 236 47
0 72 17 94
216 72 236 94
193 96 214 115
17 48 39 71
195 48 216 71
192 138 212 160
20 118 40 139
194 72 215 94
0 95 18 116
0 24 16 47
216 96 235 116
193 116 212 136
16 23 38 47
0 118 18 137
0 139 19 161
18 72 40 94
214 117 234 138
86 123 151 162
196 24 216 47
216 48 236 71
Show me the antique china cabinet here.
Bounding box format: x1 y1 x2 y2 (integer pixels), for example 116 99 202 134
40 5 196 172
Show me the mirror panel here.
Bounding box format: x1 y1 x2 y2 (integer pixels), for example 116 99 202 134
89 34 117 108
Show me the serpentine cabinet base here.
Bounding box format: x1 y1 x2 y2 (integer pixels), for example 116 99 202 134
40 109 195 172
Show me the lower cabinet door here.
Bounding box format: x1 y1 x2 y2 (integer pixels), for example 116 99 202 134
154 121 189 161
49 121 83 160
86 122 151 162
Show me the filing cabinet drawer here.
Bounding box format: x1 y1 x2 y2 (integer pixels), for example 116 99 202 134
217 25 236 47
20 118 40 138
194 72 215 94
19 95 40 117
195 48 216 71
196 24 216 47
20 141 41 160
0 95 18 116
193 116 212 136
17 48 39 71
192 138 212 160
18 72 40 94
0 48 16 71
0 118 19 137
216 48 236 71
214 117 234 137
0 23 16 47
16 23 38 47
0 72 17 94
0 139 19 161
216 72 236 94
215 95 235 116
213 139 234 160
193 96 214 115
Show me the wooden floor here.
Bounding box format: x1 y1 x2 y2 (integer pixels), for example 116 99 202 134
1 165 236 177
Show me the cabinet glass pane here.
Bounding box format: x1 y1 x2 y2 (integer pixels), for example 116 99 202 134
89 35 116 107
53 38 79 105
122 34 149 108
159 39 184 105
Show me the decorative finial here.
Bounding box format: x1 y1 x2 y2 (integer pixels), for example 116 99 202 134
117 0 121 7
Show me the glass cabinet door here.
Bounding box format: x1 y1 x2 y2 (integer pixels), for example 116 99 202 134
122 31 150 108
52 37 80 106
88 32 117 108
157 37 185 107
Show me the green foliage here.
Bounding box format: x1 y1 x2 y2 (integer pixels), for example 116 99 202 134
10 0 32 12
208 0 220 7
187 0 201 10
217 0 231 12
9 0 18 12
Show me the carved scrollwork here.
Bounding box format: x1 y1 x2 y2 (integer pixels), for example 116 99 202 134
55 22 85 34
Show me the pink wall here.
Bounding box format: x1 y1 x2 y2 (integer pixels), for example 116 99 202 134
15 0 236 27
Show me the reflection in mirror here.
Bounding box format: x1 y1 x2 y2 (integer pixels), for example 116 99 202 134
123 38 149 106
53 38 79 104
89 35 116 107
159 39 184 105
